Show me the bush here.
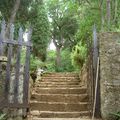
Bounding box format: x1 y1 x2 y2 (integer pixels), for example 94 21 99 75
46 50 56 72
46 49 75 72
71 42 87 70
30 55 46 72
60 49 75 72
20 48 45 72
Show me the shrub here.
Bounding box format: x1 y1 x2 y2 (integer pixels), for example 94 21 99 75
20 48 45 72
46 49 75 72
71 42 87 70
46 50 56 72
60 49 75 72
30 55 46 72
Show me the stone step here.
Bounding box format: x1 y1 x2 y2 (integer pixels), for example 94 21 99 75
35 85 83 88
34 87 87 94
30 111 90 118
37 82 80 86
39 79 80 82
31 94 89 103
43 73 79 77
30 102 88 112
41 76 79 80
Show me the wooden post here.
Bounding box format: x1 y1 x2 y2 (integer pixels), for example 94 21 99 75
23 29 32 105
92 57 100 120
93 25 101 118
5 24 14 102
0 20 32 119
0 20 5 75
0 20 6 104
14 27 23 104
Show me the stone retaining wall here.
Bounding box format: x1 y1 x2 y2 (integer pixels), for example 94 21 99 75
79 64 87 87
99 32 120 120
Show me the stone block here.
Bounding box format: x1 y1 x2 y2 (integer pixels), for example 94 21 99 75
99 32 120 120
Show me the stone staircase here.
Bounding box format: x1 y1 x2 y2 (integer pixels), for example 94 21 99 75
29 72 90 119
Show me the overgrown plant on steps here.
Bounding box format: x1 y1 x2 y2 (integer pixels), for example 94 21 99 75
110 111 120 120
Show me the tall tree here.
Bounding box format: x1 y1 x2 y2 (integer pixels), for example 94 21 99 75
0 0 32 37
106 0 111 29
30 0 50 61
47 0 78 71
6 0 21 37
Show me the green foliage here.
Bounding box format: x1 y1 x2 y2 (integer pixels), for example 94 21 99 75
71 42 87 70
0 0 50 61
0 0 32 25
46 0 78 71
2 0 120 73
0 113 6 120
30 55 46 72
110 111 120 120
47 0 78 48
74 1 101 44
46 50 56 72
30 0 50 61
70 1 101 70
20 48 45 72
46 49 75 72
59 49 75 72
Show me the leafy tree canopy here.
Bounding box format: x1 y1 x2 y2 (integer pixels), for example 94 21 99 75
29 0 50 61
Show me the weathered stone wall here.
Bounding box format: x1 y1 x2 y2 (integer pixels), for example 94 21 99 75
79 63 88 87
99 32 120 120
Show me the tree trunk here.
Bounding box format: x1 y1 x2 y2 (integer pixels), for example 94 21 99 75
56 46 61 71
113 0 118 23
53 32 64 72
6 0 21 38
106 0 111 29
100 0 104 31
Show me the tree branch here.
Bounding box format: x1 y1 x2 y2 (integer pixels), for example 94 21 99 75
6 0 21 38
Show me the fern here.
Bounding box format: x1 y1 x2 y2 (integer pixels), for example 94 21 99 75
71 42 87 70
0 113 6 120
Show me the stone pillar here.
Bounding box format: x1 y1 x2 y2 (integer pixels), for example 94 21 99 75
99 32 120 120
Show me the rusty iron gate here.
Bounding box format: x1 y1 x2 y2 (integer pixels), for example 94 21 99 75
0 20 32 109
86 25 101 118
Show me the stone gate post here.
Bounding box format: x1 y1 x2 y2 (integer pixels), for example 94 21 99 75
99 32 120 120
